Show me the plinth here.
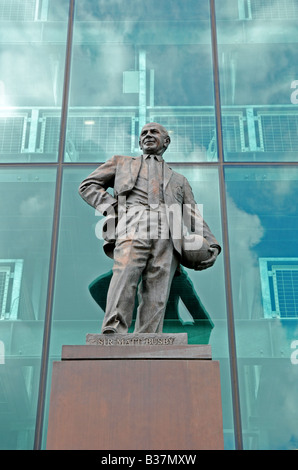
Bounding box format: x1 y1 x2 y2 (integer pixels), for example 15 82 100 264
46 334 224 450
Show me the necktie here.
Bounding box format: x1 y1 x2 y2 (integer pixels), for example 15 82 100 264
147 155 160 208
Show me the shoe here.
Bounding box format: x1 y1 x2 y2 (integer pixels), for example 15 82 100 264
102 327 117 334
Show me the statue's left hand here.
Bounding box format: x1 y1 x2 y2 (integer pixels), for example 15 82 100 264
194 246 219 271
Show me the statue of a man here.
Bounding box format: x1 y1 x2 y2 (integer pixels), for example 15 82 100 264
79 122 221 334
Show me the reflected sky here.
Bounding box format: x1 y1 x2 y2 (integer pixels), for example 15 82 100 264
226 166 298 449
226 167 298 316
219 43 298 106
226 168 298 260
0 45 66 107
0 1 68 108
216 0 298 107
217 1 298 447
70 44 214 107
215 0 298 165
67 0 215 162
75 0 211 21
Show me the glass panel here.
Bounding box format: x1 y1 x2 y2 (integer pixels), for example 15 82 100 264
0 167 56 449
49 166 113 349
215 0 298 162
177 167 234 449
47 165 235 449
225 166 298 449
65 0 217 163
0 0 68 162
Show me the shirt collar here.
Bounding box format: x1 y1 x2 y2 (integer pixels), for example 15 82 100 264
144 154 163 162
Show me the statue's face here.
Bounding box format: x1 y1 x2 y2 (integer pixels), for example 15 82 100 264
139 124 170 155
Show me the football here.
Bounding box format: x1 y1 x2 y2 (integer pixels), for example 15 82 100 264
180 234 212 269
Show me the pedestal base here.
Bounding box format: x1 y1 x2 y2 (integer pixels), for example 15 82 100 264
46 341 224 450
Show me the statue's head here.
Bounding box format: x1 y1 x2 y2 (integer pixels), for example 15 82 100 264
139 122 171 156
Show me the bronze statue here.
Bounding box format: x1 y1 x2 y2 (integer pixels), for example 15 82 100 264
79 122 221 334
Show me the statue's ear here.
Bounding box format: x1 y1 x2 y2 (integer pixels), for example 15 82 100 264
164 136 171 149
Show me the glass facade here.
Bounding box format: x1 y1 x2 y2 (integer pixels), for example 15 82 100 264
0 0 298 450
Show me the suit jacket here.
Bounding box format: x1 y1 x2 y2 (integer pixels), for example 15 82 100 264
78 155 221 258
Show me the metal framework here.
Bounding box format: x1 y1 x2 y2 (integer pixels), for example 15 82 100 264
260 258 298 319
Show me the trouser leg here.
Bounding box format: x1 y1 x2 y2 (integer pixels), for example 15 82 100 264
101 237 150 333
134 238 179 333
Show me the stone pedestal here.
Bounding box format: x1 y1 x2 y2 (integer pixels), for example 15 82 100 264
46 334 224 450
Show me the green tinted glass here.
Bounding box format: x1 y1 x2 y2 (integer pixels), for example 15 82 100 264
225 166 298 449
65 0 217 163
48 164 235 449
50 166 113 350
0 167 56 449
215 0 298 162
51 166 225 346
0 1 68 162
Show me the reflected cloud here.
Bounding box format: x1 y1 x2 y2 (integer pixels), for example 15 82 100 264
256 360 298 449
226 167 298 449
0 3 68 108
220 41 298 106
227 193 265 319
218 0 298 107
226 167 298 321
76 0 210 22
19 195 49 217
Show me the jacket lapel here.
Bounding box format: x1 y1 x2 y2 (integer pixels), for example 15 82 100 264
163 162 173 190
130 156 142 187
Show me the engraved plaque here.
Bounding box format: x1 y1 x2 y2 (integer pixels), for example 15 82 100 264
86 332 188 346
